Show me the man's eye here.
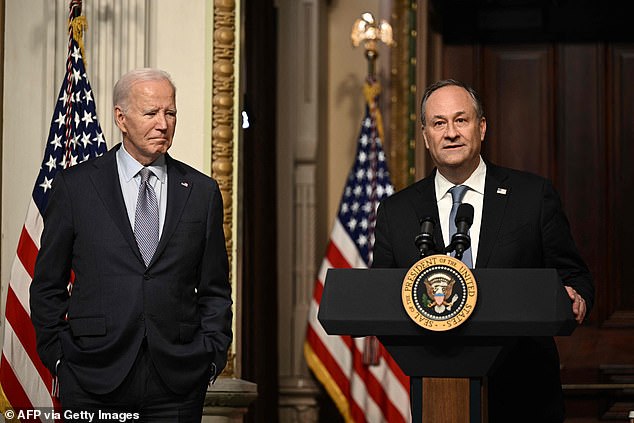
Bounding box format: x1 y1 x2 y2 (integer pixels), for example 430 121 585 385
455 118 468 127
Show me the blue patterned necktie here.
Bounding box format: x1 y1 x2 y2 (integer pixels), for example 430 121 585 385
134 168 159 266
449 185 473 268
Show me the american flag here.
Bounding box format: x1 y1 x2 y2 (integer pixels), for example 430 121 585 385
0 1 107 418
304 79 411 422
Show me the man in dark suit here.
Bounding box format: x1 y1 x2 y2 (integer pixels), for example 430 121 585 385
30 68 232 421
373 79 593 423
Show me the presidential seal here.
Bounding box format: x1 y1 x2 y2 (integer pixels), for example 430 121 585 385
401 254 477 331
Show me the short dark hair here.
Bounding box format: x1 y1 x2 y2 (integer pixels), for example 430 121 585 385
420 79 484 126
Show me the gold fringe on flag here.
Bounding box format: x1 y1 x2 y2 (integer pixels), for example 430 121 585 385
0 384 17 419
69 15 88 68
364 80 385 142
304 342 354 423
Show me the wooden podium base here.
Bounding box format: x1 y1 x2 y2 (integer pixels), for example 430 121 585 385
411 377 487 423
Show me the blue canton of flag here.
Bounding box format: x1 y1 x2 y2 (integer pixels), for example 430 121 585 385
34 34 107 214
337 92 394 266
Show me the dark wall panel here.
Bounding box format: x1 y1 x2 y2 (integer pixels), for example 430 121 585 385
482 46 554 177
557 44 606 322
609 46 634 316
442 45 478 87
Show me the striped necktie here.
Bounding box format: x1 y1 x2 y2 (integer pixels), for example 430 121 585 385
134 167 159 266
449 185 473 268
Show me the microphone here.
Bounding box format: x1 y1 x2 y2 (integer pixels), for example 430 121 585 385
446 203 474 259
414 217 437 258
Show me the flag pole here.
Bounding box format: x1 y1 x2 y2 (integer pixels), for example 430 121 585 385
304 12 409 421
71 0 81 17
350 12 394 367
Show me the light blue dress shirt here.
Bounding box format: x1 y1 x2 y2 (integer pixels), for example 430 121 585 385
115 144 168 237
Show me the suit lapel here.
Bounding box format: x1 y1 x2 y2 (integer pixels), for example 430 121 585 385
89 145 142 262
149 155 192 267
477 164 510 267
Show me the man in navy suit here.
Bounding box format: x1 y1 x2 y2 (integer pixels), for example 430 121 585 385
373 79 593 423
30 68 232 421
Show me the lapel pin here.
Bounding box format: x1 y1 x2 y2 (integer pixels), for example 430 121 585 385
497 188 507 195
181 182 189 188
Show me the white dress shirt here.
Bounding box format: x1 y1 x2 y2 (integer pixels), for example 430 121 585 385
435 157 486 265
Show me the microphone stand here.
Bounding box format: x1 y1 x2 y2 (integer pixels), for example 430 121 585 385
415 217 437 258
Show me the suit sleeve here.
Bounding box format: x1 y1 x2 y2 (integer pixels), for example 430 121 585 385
30 173 73 374
540 179 595 313
197 181 233 376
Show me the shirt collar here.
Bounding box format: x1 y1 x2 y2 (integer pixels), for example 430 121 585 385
435 156 487 201
116 143 167 183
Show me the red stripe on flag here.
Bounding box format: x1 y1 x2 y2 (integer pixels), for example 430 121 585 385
16 226 39 279
306 326 367 422
309 324 406 423
326 240 351 269
305 325 351 398
311 279 324 303
338 323 407 421
0 355 40 422
4 287 52 388
349 341 407 423
381 343 409 392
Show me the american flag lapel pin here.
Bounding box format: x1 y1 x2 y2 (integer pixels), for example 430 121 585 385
496 187 507 195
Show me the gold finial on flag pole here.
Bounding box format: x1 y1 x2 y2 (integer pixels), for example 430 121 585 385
351 12 394 79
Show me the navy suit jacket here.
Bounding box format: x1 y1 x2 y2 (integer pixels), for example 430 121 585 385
373 162 594 422
30 144 233 395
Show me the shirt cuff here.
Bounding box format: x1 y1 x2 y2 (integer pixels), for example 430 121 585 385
209 362 218 384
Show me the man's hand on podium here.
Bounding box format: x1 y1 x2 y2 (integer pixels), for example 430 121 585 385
565 286 587 324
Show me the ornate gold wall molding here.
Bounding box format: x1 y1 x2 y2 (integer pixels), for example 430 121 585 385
211 0 238 377
389 0 417 190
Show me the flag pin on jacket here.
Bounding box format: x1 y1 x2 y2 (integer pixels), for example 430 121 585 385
497 187 507 195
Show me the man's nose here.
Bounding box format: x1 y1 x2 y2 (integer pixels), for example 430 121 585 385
445 121 458 138
155 112 168 129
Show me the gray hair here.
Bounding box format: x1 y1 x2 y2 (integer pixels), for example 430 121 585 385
113 68 176 113
420 79 484 127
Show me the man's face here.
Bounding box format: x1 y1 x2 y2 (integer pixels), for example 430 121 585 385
115 79 176 165
422 85 486 178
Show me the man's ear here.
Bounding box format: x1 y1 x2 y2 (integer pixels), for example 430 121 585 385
480 117 487 142
114 106 126 133
422 126 430 149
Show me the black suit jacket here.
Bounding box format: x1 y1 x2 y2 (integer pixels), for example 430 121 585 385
30 144 232 395
373 162 594 422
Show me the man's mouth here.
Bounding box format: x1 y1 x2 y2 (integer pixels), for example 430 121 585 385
444 143 463 150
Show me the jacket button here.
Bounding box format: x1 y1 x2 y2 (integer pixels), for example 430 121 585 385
139 313 145 321
143 274 150 280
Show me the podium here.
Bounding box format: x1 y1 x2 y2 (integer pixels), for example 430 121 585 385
318 268 576 423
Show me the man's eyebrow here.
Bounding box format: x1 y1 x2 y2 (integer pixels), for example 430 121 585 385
431 110 467 120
